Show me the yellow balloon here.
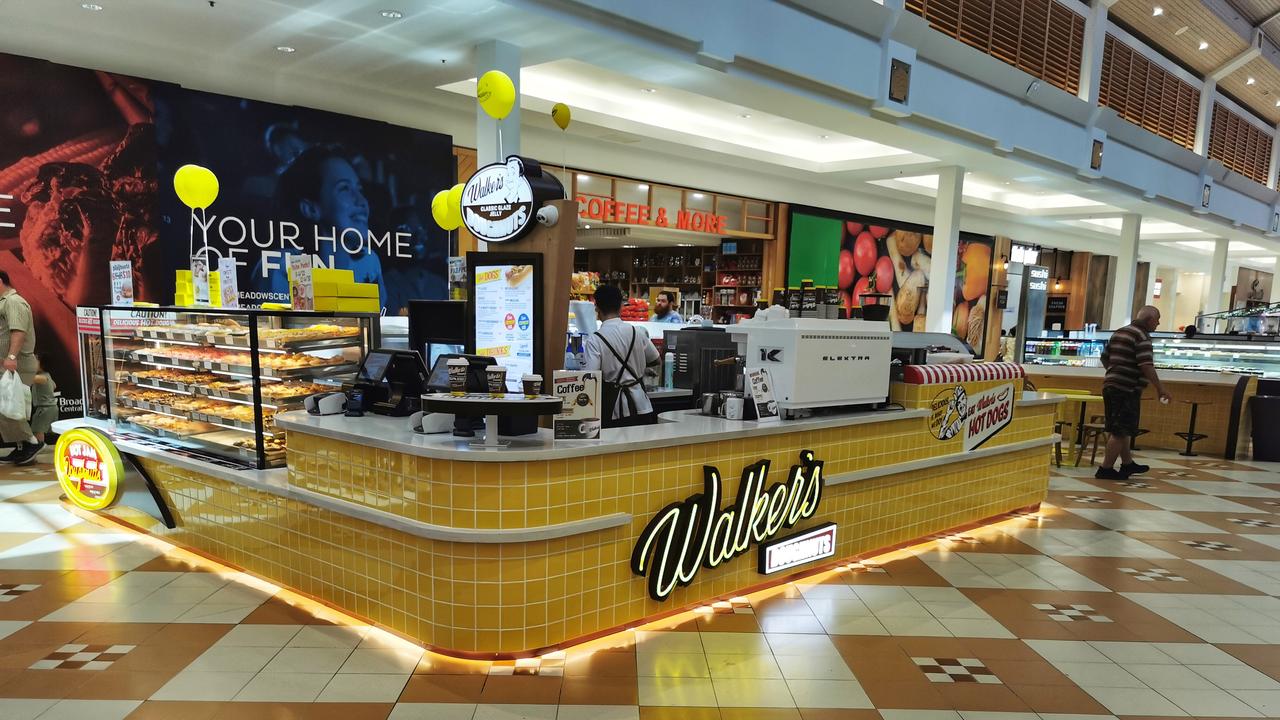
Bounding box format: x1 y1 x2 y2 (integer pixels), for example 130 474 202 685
447 183 464 227
431 190 459 231
173 164 219 210
476 70 516 120
551 102 571 131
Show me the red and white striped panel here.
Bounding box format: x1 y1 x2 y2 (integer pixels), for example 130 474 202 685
901 362 1026 385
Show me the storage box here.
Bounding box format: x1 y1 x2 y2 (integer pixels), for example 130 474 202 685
314 281 379 298
311 268 355 284
314 296 380 313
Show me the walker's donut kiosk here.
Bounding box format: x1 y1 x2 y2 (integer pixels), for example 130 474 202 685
55 155 1061 657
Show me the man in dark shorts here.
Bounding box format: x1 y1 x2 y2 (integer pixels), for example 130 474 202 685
1096 305 1172 479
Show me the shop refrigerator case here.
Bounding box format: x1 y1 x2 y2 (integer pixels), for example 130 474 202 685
87 306 378 468
1024 331 1280 377
731 318 892 413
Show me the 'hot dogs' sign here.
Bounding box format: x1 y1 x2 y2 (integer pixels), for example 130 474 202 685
631 451 826 602
928 383 1015 451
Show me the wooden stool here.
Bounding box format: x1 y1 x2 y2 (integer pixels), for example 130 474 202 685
1075 421 1108 467
1175 400 1211 456
1130 428 1150 451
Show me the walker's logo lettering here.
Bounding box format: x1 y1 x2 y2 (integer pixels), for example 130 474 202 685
928 383 1015 451
759 523 837 575
631 450 825 602
462 156 536 243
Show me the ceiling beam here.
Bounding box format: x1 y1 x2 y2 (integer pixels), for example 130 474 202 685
1209 41 1262 81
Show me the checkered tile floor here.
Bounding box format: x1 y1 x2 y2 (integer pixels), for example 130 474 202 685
1 448 1279 719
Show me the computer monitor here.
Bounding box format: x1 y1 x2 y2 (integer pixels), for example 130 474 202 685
353 349 431 416
426 353 495 394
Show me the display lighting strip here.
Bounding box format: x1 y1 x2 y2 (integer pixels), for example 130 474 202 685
0 193 14 228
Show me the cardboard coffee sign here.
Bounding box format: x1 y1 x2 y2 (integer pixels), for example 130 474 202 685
462 155 564 243
553 370 601 439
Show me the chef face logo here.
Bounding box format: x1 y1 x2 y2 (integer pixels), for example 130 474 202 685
928 385 968 441
462 156 535 243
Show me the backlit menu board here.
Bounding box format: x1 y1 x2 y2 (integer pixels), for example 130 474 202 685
472 260 536 392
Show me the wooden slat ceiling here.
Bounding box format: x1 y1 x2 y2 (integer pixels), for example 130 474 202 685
1111 0 1249 77
1218 55 1280 124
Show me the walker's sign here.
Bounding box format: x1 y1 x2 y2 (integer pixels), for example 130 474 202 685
631 450 826 602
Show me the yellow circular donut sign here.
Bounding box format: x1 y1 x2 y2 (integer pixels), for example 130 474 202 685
54 428 124 511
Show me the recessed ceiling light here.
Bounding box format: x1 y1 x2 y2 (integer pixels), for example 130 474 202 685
637 184 649 190
81 2 103 9
1199 40 1209 50
276 45 296 53
380 9 403 19
1175 26 1189 35
820 134 830 139
640 88 657 94
577 173 589 180
1152 6 1163 16
1248 77 1257 85
691 193 704 199
739 113 752 119
677 243 694 247
622 244 638 249
574 246 586 251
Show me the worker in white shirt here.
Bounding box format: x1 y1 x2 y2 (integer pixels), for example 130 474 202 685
582 285 661 427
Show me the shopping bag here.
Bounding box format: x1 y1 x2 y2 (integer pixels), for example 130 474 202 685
0 371 30 421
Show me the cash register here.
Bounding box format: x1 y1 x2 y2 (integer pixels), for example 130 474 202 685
347 349 430 417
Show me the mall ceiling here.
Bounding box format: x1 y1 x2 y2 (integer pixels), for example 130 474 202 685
0 0 1275 271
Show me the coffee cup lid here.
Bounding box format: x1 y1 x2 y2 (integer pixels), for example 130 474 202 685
488 365 507 372
447 358 468 365
522 374 541 381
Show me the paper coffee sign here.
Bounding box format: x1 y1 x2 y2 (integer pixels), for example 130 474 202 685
217 258 239 309
109 261 134 305
553 370 600 439
746 367 780 423
190 256 210 305
928 382 1015 451
288 254 313 311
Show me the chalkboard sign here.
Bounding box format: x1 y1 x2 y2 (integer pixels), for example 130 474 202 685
1046 296 1068 314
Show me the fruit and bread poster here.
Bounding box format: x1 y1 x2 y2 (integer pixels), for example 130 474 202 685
787 209 993 355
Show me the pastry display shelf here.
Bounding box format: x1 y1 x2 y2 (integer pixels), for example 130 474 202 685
115 397 278 437
109 374 317 408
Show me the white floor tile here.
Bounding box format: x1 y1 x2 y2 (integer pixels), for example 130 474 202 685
214 623 303 647
774 653 856 680
696 632 771 655
151 671 256 700
555 706 638 720
260 646 353 674
0 699 55 720
1231 689 1280 715
1065 508 1226 534
316 672 410 702
878 712 961 720
764 633 843 657
288 624 369 648
636 651 710 678
785 679 874 709
1160 687 1263 717
173 603 260 624
819 615 890 636
711 677 796 707
1152 642 1244 665
472 706 558 720
338 647 424 674
1025 640 1110 663
0 620 31 641
1053 662 1145 688
1122 663 1216 689
636 676 717 706
1190 664 1280 690
705 654 783 679
937 618 1015 638
233 672 331 702
1088 641 1177 665
879 615 952 636
1083 686 1188 715
185 644 281 673
1166 480 1280 497
633 631 704 655
1120 493 1266 513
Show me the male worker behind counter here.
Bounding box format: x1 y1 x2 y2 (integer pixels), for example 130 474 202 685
582 285 661 428
1095 305 1172 480
651 290 683 324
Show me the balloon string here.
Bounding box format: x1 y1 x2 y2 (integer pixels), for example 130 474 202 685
188 209 194 261
498 124 504 161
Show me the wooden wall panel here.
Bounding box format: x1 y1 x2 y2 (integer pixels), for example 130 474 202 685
1208 103 1274 185
1099 34 1200 150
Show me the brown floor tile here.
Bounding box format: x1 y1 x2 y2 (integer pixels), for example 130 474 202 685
1005 509 1109 530
477 674 563 704
1055 556 1265 594
1170 458 1263 472
1088 476 1203 494
797 711 882 720
0 532 44 553
640 708 721 720
843 554 955 584
69 670 173 700
1120 532 1280 560
0 621 99 647
933 683 1031 712
962 588 1201 642
860 680 948 710
959 638 1047 662
565 650 637 677
830 636 911 683
126 700 227 720
0 644 57 670
640 615 700 632
1219 644 1280 670
982 659 1075 686
140 623 230 648
1047 490 1163 511
1007 683 1110 714
133 555 219 573
559 675 638 705
414 652 492 675
697 613 761 633
0 668 96 698
109 643 212 673
398 674 486 703
1179 512 1280 535
72 623 168 647
720 709 801 720
239 597 337 625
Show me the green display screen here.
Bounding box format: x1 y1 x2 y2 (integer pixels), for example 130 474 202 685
786 212 841 287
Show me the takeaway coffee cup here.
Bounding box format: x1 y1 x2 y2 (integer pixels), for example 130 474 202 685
447 358 469 396
522 374 542 397
486 366 508 396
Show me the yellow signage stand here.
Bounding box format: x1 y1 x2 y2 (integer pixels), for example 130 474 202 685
54 428 124 511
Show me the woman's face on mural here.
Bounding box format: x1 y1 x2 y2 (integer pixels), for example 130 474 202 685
301 156 369 235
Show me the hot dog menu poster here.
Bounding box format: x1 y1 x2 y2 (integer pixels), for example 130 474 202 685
473 263 535 392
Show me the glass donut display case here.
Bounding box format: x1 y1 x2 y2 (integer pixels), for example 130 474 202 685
83 307 378 469
1024 331 1280 377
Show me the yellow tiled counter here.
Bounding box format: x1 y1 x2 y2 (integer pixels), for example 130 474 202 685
79 385 1061 657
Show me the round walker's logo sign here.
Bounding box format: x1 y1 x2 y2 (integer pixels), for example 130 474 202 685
462 156 536 243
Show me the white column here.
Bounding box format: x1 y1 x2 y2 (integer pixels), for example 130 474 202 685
1204 239 1229 316
925 167 964 334
1077 0 1116 105
1109 213 1141 329
1194 80 1216 156
475 40 520 166
1143 262 1157 306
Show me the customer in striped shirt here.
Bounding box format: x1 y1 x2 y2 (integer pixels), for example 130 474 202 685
1096 305 1172 480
